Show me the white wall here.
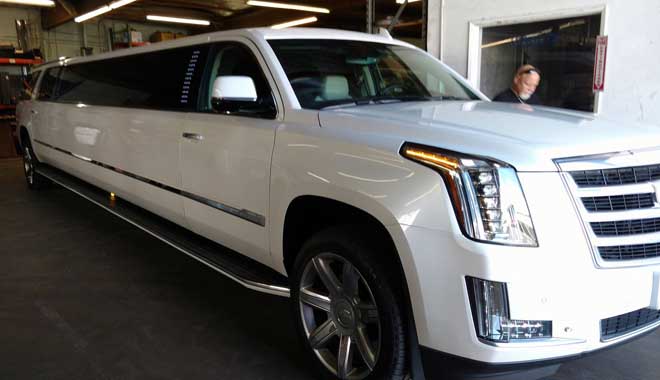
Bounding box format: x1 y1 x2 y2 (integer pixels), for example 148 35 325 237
428 0 660 125
0 5 41 49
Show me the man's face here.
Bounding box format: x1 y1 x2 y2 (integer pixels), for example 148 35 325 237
513 73 540 100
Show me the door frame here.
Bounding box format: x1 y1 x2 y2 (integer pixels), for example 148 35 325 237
466 5 608 113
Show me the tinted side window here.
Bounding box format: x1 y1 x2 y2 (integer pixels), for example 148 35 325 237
59 60 151 107
57 67 86 102
37 68 59 101
55 45 209 110
113 45 209 110
200 43 276 118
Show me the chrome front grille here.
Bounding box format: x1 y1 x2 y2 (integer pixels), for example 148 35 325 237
572 164 660 187
591 217 660 237
581 193 655 212
557 148 660 267
599 243 660 260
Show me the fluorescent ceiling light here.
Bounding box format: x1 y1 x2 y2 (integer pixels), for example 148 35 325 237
110 0 137 9
75 6 111 22
395 0 421 3
73 0 137 22
74 0 137 23
146 15 210 26
0 0 55 6
247 1 329 14
271 16 318 29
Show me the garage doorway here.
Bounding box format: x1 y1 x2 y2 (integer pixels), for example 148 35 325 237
468 9 605 112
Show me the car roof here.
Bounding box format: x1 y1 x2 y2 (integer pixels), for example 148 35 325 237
35 27 415 70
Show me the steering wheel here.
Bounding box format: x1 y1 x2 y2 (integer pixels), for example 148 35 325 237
378 83 407 96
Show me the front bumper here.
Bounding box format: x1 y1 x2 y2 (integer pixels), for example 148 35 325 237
418 319 660 380
393 221 660 364
388 170 660 366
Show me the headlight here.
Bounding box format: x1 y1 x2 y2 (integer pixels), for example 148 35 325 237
401 142 538 246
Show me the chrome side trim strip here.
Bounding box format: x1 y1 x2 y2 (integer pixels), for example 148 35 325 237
35 167 289 298
34 139 266 227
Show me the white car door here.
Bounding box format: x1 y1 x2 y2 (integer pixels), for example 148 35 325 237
180 40 280 266
84 44 213 227
30 67 59 162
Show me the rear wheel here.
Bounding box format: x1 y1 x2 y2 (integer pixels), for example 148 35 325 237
22 138 49 190
291 227 406 380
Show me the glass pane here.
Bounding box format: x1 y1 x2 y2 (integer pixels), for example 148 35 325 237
53 45 209 110
38 68 59 101
481 14 601 112
57 67 86 101
269 39 478 110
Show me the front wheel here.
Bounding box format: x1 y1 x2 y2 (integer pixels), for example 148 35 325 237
291 227 407 380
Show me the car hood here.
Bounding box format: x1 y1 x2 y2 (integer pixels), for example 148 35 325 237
318 101 660 172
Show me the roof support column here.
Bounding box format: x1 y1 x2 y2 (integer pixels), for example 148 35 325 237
426 0 442 58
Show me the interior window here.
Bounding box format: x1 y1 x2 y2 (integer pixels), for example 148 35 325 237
201 43 276 118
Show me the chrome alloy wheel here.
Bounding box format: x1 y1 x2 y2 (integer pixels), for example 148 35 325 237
298 253 381 380
23 144 35 185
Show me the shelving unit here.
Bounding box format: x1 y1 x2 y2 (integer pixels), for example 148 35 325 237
0 55 42 158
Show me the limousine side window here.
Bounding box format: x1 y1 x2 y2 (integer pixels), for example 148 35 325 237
57 66 85 101
38 68 60 101
52 45 210 110
200 43 276 119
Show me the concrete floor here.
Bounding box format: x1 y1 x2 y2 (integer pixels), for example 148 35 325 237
1 157 659 380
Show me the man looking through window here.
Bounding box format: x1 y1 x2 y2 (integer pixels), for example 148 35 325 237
493 64 542 105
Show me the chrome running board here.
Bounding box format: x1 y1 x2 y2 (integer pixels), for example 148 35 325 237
36 164 290 298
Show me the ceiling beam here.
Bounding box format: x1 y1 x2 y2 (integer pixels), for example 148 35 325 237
56 0 77 16
42 0 108 29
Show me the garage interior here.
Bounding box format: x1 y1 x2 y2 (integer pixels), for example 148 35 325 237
1 1 660 379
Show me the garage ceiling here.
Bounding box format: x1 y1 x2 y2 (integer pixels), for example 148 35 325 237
42 0 423 38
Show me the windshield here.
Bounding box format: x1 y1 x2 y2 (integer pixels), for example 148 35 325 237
268 39 480 110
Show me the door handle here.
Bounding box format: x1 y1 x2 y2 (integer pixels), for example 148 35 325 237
31 110 38 114
182 132 204 141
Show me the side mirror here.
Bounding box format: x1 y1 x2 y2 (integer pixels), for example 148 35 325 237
211 76 257 113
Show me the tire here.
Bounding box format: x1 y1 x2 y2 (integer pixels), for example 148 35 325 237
290 226 407 380
22 137 50 190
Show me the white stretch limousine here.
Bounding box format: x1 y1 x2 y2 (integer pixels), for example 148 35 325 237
17 28 660 380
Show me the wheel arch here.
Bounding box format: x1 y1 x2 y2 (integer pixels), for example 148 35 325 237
279 193 427 376
281 195 402 276
19 126 30 150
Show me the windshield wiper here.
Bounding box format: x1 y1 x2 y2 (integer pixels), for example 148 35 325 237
364 95 433 103
319 95 471 110
431 95 471 101
321 95 431 109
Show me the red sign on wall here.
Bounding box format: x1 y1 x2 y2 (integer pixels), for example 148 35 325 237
593 36 608 92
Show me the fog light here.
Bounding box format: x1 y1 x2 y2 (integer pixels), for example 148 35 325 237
467 277 552 343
